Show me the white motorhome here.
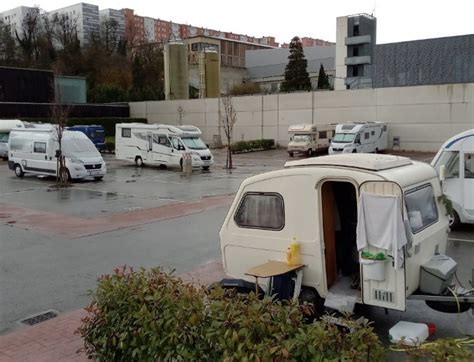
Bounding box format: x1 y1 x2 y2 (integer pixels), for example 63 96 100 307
0 119 24 159
8 126 106 181
219 154 462 313
287 124 335 157
432 129 474 226
115 123 213 170
329 122 388 154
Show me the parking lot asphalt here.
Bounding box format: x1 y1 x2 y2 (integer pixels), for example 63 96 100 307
0 148 473 339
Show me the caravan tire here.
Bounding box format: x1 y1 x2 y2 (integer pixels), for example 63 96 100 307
449 210 461 229
14 164 24 178
180 159 183 172
299 287 325 319
375 148 379 153
307 149 313 157
135 156 144 167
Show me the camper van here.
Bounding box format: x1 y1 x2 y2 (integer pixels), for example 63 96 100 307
219 154 457 313
0 119 24 159
115 123 213 170
431 129 474 225
329 122 388 155
68 125 106 152
287 124 335 157
8 126 106 181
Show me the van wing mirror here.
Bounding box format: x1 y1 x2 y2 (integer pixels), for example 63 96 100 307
439 165 446 181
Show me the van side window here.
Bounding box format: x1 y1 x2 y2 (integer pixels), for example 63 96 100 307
121 128 131 138
405 184 438 234
465 153 474 178
157 136 171 147
33 142 46 153
235 192 284 230
364 132 370 140
319 131 327 139
371 131 375 136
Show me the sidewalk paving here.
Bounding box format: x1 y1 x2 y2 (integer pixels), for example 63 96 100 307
0 261 225 362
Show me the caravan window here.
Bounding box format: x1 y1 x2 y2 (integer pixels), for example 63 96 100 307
157 136 171 147
333 133 355 143
319 131 327 139
464 153 474 178
33 142 46 153
121 128 131 138
364 132 370 140
235 192 285 230
405 184 438 234
433 151 459 178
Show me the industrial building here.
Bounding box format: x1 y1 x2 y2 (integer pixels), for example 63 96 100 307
335 13 474 90
246 46 336 92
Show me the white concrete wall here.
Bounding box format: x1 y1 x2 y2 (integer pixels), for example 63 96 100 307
335 16 348 91
130 83 474 152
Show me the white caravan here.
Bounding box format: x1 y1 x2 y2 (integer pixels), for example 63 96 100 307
431 129 474 225
8 125 106 181
115 123 214 170
219 154 459 313
329 122 388 154
0 119 24 159
287 124 336 157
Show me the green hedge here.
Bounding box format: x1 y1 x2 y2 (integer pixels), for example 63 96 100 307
20 117 147 137
79 267 474 361
231 139 275 153
79 267 386 361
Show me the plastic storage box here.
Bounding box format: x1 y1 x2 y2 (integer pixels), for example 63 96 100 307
419 255 457 295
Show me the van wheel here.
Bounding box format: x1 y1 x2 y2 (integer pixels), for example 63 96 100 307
288 152 294 157
352 150 357 153
135 156 144 167
307 149 313 157
202 166 210 171
94 176 104 181
449 210 461 229
14 164 24 177
180 159 183 172
375 148 379 153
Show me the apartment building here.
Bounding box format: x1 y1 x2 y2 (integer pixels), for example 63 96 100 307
99 8 125 40
281 37 335 48
0 6 36 37
48 3 100 46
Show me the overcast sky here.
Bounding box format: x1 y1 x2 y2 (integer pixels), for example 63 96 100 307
8 0 474 44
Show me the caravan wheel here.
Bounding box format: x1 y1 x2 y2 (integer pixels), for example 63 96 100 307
14 164 24 178
135 156 144 167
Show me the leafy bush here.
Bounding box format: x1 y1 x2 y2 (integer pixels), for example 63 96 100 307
20 117 147 136
231 139 275 153
79 267 385 361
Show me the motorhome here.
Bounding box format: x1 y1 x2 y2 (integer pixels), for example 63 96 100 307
219 154 472 313
329 122 388 154
0 119 24 159
431 129 474 226
115 123 214 170
287 124 335 157
8 125 106 181
68 125 106 152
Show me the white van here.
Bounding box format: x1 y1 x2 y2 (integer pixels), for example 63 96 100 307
431 129 474 225
220 154 455 312
329 122 388 154
0 119 24 159
8 126 106 181
115 123 214 170
287 124 335 157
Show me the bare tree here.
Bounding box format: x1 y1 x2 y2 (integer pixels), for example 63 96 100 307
220 96 237 169
15 7 42 64
0 21 16 65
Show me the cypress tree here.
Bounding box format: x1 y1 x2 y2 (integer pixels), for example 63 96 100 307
280 36 312 92
317 63 330 89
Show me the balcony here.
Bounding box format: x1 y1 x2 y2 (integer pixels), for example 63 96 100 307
345 77 373 89
345 35 372 45
345 55 371 65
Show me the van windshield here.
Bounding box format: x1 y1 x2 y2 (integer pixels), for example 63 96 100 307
293 135 311 142
0 132 8 143
181 137 207 150
333 133 355 143
63 139 100 157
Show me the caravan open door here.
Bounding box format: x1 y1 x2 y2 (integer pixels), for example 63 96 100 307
359 181 406 311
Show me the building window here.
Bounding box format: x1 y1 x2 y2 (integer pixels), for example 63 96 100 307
33 142 47 154
121 128 131 138
234 192 285 230
353 24 360 36
353 66 358 77
353 47 359 57
405 184 438 234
